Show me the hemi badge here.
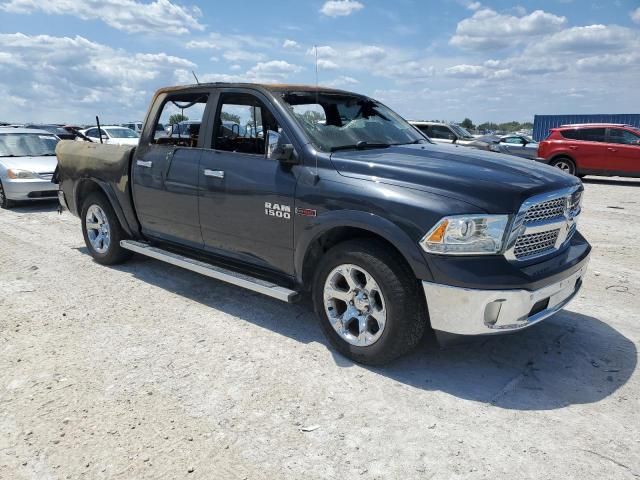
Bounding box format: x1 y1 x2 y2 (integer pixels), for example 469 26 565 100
295 207 317 217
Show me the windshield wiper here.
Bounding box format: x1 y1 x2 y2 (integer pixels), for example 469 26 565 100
330 141 391 152
0 154 17 157
38 153 57 156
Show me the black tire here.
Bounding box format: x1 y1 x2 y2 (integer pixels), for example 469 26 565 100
312 239 427 365
0 180 16 209
550 156 576 176
80 191 131 265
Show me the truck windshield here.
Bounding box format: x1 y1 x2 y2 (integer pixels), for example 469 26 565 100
0 133 59 157
281 92 425 152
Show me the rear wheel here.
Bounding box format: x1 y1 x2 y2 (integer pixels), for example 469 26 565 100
312 239 426 365
550 157 576 176
81 192 130 265
0 180 16 209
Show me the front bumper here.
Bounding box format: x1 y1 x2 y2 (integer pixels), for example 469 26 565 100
2 178 58 201
423 259 589 335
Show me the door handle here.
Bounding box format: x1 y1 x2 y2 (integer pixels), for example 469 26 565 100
607 148 617 152
569 146 577 150
136 160 153 168
204 169 225 179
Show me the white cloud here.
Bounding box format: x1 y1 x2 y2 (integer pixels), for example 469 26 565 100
317 59 339 70
466 1 481 10
320 0 363 17
0 33 194 122
283 39 300 49
247 60 303 77
322 76 360 88
526 24 640 55
0 0 204 35
631 7 640 24
222 50 266 62
450 8 566 50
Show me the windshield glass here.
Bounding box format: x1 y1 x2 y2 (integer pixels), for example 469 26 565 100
281 92 425 152
0 133 59 157
106 128 138 138
450 124 474 139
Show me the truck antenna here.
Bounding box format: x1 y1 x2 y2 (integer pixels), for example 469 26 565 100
192 70 200 85
96 115 103 144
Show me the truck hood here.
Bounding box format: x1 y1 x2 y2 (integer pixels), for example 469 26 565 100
0 155 58 174
329 143 581 213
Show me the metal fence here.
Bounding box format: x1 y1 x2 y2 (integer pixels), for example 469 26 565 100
533 114 640 141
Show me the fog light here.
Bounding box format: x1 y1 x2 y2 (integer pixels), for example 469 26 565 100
484 300 505 326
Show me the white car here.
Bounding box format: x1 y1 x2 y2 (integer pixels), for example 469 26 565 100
0 127 59 208
79 126 139 146
410 121 476 146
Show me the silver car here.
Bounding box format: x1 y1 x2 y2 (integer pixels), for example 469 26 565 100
467 134 539 159
0 127 60 208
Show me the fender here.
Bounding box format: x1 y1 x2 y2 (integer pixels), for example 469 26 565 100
73 177 140 238
294 209 433 284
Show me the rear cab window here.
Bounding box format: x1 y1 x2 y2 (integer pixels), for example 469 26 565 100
152 92 209 148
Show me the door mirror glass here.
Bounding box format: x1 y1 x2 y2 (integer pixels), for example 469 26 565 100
267 130 296 163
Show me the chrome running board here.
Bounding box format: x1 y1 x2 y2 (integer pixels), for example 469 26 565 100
120 240 299 303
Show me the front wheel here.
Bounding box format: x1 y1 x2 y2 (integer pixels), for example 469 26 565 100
80 192 131 265
550 157 576 176
0 180 15 209
312 239 427 365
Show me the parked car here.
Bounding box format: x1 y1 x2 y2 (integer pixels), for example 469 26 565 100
537 123 640 177
24 124 76 140
0 127 59 208
468 134 539 159
55 83 590 365
409 121 476 145
122 121 165 136
79 126 139 146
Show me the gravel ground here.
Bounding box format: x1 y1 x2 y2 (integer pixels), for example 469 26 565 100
1 177 639 480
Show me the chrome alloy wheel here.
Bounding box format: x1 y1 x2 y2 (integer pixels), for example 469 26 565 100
85 204 111 254
323 264 387 347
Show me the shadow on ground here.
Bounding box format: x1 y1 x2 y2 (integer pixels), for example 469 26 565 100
9 200 58 213
100 252 636 412
582 177 640 187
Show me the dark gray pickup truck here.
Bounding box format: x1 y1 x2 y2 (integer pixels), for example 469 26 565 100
55 83 590 365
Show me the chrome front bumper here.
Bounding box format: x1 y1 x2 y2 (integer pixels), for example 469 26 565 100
423 262 588 335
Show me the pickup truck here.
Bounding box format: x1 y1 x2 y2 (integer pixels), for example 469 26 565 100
55 83 591 365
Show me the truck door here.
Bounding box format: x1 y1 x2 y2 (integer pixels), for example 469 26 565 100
198 90 298 275
132 91 212 248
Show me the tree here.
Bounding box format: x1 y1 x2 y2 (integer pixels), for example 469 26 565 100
221 111 241 124
168 113 188 125
460 118 474 130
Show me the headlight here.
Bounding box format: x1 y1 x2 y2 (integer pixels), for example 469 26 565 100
7 169 39 179
489 144 501 152
420 214 509 255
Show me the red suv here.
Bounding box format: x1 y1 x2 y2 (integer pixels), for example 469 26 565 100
537 123 640 177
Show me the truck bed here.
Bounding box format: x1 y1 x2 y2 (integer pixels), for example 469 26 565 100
55 140 139 235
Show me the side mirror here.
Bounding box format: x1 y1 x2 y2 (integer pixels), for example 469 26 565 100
448 133 456 142
267 130 297 164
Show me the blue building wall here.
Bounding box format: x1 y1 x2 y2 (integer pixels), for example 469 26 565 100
533 114 640 141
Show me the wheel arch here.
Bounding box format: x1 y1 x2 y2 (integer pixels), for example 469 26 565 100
74 178 134 237
295 210 433 289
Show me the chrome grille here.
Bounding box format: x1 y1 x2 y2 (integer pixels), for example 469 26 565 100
505 186 583 262
524 198 566 224
514 229 560 259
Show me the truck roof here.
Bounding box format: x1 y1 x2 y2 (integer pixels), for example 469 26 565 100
154 83 363 97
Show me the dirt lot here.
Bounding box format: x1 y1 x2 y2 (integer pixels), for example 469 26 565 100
1 177 638 480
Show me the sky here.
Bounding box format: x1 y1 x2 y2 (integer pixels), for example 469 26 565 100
0 0 639 124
